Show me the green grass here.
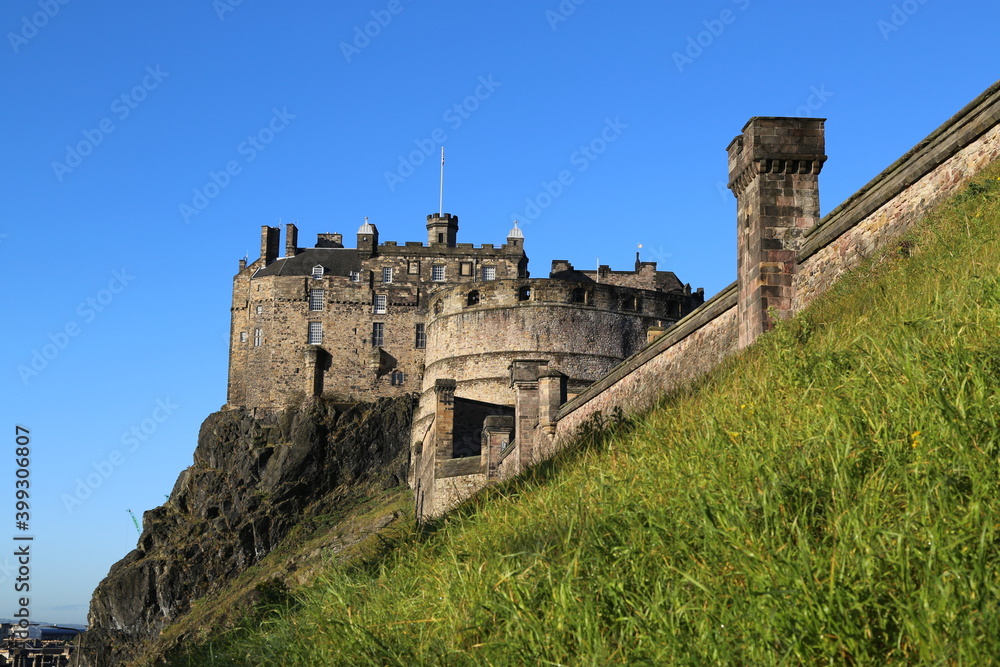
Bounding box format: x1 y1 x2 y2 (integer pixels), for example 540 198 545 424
168 164 1000 666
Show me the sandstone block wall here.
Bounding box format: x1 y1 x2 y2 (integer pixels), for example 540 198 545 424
796 86 1000 308
550 285 739 452
228 217 528 410
551 80 1000 456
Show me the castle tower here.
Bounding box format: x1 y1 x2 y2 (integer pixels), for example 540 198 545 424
427 213 458 247
727 117 826 349
357 217 378 256
506 221 524 250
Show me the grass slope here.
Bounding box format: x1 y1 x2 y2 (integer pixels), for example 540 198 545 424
170 164 1000 666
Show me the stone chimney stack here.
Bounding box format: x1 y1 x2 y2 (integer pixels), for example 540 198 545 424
728 117 826 348
260 226 280 266
285 223 298 258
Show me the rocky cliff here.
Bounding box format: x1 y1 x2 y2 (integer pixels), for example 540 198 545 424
76 395 413 666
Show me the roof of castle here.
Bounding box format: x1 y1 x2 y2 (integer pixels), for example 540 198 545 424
254 247 362 277
548 267 686 293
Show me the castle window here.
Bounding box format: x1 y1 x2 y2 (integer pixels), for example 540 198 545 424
307 322 323 345
374 294 387 314
482 266 496 281
459 262 473 277
431 265 445 281
517 285 531 301
433 300 443 315
371 322 384 347
437 233 444 244
390 370 405 386
623 295 642 311
572 288 589 304
382 267 393 283
408 261 420 275
312 265 324 279
466 290 480 306
309 289 324 311
253 328 262 347
256 304 263 314
415 323 426 349
240 331 248 343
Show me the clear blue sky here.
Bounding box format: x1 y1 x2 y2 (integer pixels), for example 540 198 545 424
2 0 998 625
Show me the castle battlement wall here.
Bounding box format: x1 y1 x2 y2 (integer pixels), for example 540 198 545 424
420 278 688 404
548 79 1000 462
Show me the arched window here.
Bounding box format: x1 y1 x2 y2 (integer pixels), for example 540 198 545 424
390 370 405 386
467 290 480 306
517 285 531 301
312 265 324 279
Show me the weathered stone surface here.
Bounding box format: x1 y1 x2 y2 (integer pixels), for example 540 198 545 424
78 395 413 667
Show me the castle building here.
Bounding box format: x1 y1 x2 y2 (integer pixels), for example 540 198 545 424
227 212 704 516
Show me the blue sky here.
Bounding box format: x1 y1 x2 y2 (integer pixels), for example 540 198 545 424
2 0 998 625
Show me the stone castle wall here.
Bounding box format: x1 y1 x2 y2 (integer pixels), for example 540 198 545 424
410 277 697 513
227 218 529 410
421 278 682 404
548 79 1000 454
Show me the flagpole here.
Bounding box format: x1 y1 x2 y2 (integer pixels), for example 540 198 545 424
439 147 445 216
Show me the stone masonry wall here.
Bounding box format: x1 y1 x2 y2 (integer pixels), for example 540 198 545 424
228 219 528 410
547 79 1000 462
550 285 738 454
797 93 1000 307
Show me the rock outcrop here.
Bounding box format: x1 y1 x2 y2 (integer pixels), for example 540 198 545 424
77 395 412 666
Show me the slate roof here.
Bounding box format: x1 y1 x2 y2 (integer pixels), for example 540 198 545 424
253 247 363 278
548 268 686 293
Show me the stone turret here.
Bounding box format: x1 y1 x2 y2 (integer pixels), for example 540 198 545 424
427 213 458 247
728 116 826 348
357 217 378 256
